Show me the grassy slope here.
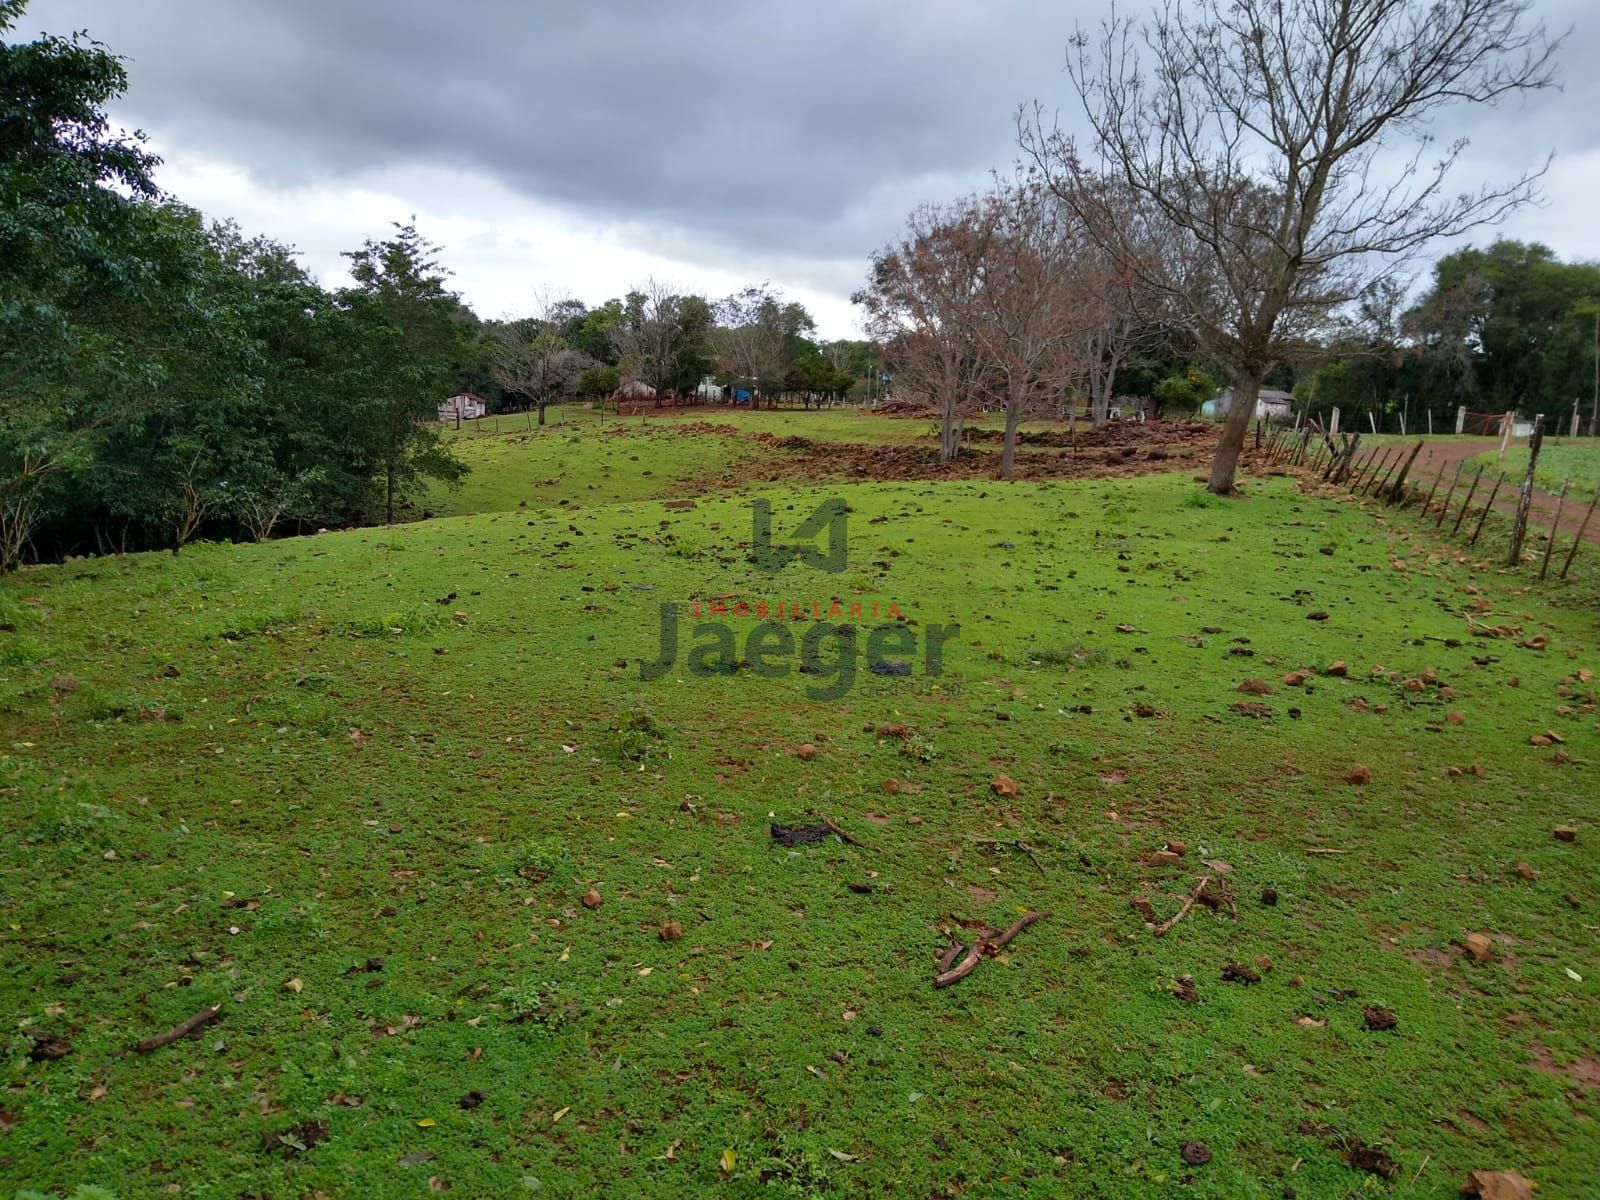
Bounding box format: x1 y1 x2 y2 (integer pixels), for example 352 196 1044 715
1 442 1597 1198
1467 441 1600 502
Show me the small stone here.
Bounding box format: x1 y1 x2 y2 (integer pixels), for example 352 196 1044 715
1180 1140 1211 1165
1446 766 1463 777
1164 840 1187 857
1513 862 1538 881
1553 825 1578 843
659 921 682 941
1148 850 1182 867
795 743 817 760
1530 734 1552 747
581 890 602 909
990 775 1018 797
1325 661 1348 677
1346 763 1371 785
1463 932 1494 961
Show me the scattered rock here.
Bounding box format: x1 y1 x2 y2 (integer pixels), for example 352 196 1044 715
1362 1006 1398 1031
581 890 603 909
1553 825 1578 843
659 921 682 941
1147 850 1182 867
1345 763 1371 785
1221 962 1261 984
795 743 817 761
1180 1140 1212 1165
880 778 900 795
1325 661 1348 676
1462 932 1494 961
1281 671 1310 686
1513 862 1538 881
1260 887 1279 906
846 881 874 894
1164 839 1187 857
1238 678 1275 695
990 775 1018 797
1307 611 1330 622
1530 734 1552 747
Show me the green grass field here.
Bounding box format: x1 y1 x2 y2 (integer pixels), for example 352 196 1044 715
2 417 1596 1198
1468 440 1600 502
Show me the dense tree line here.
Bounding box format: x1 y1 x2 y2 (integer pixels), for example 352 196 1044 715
0 3 478 565
0 3 873 568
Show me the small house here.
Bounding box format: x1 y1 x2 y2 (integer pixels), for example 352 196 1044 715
1204 387 1295 422
438 392 487 422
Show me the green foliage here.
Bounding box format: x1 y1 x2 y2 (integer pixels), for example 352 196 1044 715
0 6 469 565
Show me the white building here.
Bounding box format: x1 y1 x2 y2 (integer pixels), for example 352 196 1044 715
1210 387 1295 422
438 392 487 422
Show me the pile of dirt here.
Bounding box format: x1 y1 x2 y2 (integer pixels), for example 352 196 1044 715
872 400 939 418
962 419 1214 449
748 428 1217 483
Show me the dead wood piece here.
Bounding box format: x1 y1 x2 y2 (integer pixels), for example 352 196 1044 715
822 816 873 850
933 941 983 988
134 1003 222 1053
988 909 1051 950
933 910 1051 988
975 837 1044 873
1152 874 1212 937
937 940 964 975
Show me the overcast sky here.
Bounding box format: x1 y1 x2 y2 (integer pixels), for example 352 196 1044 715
17 0 1600 339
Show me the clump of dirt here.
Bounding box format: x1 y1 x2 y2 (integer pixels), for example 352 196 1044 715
1221 962 1261 984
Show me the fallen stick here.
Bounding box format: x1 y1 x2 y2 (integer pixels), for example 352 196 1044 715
822 816 872 850
1305 848 1349 856
975 837 1044 873
933 910 1051 988
134 1004 221 1053
933 941 983 988
1152 875 1212 937
988 909 1051 949
936 939 965 975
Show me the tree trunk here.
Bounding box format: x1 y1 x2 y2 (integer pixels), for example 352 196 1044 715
386 465 396 524
1208 378 1258 494
999 382 1023 478
537 400 546 426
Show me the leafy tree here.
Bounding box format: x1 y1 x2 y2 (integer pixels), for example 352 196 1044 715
338 222 468 522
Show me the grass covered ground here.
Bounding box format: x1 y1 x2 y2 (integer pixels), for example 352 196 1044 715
2 420 1597 1198
1467 440 1600 501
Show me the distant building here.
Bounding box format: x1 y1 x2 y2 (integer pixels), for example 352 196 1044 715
1203 387 1295 422
614 379 657 404
438 392 487 422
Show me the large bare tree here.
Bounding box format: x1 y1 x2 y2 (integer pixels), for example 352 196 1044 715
490 292 595 426
711 285 814 407
856 201 989 463
1023 0 1559 493
969 182 1089 477
610 278 712 405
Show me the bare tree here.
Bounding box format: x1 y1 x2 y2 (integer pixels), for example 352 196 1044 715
610 278 712 405
969 182 1089 477
491 291 595 426
712 285 814 407
856 201 989 462
1023 0 1559 493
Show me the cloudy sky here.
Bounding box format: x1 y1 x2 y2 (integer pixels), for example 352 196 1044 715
17 0 1600 338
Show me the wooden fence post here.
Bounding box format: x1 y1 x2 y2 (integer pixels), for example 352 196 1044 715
1452 466 1486 536
1559 489 1599 579
1385 441 1424 504
1539 479 1570 581
1468 474 1506 547
1435 460 1465 527
1507 415 1546 566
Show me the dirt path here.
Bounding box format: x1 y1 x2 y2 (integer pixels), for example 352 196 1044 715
1366 437 1600 552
